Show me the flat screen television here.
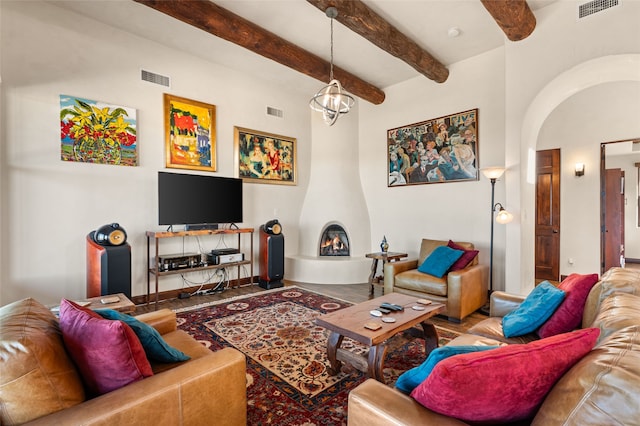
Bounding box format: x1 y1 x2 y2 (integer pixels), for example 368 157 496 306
158 172 243 227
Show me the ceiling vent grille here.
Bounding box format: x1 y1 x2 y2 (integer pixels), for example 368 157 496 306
578 0 620 19
141 69 171 87
266 106 284 119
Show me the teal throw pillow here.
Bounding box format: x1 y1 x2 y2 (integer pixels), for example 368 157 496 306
396 345 499 394
96 309 190 363
502 281 566 338
417 246 464 278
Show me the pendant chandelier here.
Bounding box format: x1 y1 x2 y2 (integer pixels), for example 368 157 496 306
309 7 355 126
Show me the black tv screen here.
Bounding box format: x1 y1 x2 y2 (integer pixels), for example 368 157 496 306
158 172 243 226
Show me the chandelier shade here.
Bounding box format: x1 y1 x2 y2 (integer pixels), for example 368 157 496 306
309 7 355 126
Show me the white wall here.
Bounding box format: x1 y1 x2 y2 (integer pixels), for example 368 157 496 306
538 82 640 275
0 1 311 305
359 47 506 290
505 0 640 294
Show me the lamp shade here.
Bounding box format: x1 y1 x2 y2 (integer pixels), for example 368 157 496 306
496 209 513 224
482 167 506 180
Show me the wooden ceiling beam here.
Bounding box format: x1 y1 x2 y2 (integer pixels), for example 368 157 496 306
480 0 536 42
134 0 385 105
307 0 449 84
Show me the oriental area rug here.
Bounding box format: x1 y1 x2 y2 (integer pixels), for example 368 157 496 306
175 287 460 426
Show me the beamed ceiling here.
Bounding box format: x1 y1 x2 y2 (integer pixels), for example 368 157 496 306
52 0 555 105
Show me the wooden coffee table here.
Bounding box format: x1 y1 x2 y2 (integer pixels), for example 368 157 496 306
316 293 445 383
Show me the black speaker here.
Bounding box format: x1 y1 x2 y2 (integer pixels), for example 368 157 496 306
259 220 284 289
86 229 131 299
93 223 128 246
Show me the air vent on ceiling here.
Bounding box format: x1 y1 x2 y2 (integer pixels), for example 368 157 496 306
266 106 284 119
141 69 171 87
578 0 620 19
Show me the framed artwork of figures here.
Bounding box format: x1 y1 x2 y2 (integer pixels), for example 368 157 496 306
387 109 479 186
234 127 297 185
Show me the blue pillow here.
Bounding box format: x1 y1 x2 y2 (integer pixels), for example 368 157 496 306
502 281 566 338
396 345 500 394
417 246 464 278
96 309 190 363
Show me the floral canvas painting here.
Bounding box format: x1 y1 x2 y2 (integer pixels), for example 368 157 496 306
60 95 138 166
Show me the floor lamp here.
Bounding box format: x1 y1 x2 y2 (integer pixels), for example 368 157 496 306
480 168 513 315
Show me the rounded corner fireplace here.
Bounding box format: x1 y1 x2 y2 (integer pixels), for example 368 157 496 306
319 223 350 257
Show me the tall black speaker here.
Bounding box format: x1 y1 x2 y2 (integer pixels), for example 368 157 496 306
86 224 131 299
259 220 284 289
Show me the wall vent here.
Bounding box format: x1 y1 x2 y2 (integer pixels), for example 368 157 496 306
266 106 284 119
141 69 171 87
578 0 620 19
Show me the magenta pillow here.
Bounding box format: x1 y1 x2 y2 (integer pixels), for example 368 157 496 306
537 273 599 338
59 299 153 396
447 240 479 271
411 328 600 423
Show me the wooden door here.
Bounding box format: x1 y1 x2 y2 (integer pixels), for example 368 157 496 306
603 168 625 271
535 149 561 281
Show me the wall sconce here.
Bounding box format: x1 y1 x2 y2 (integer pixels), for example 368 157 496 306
575 163 585 177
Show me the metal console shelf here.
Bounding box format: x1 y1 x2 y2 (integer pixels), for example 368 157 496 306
146 228 254 307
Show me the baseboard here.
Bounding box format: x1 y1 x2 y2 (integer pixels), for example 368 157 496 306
625 258 640 264
131 275 258 305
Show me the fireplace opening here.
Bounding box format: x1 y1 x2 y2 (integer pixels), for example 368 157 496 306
319 224 350 256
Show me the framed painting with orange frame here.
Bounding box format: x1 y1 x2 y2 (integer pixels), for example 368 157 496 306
164 94 216 172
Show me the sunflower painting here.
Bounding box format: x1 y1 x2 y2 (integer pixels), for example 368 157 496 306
60 95 138 166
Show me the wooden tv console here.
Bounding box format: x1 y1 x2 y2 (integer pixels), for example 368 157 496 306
146 228 254 308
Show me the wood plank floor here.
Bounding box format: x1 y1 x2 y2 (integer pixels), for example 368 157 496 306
134 280 486 334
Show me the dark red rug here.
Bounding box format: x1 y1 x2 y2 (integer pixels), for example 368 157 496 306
175 287 459 425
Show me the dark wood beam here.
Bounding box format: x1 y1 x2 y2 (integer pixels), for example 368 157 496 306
481 0 536 41
134 0 385 105
307 0 449 84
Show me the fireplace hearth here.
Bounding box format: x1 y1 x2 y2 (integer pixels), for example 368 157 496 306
319 224 350 256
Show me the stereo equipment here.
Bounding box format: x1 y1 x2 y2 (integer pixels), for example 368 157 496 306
259 220 284 289
210 248 240 256
86 231 131 299
155 253 201 271
208 252 245 265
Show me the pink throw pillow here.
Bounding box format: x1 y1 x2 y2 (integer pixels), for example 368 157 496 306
59 299 153 396
447 240 479 271
537 273 599 338
411 328 600 423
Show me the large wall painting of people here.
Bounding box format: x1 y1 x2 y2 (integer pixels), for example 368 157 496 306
234 127 297 185
164 94 216 172
387 109 479 186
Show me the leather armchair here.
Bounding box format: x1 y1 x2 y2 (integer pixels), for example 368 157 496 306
383 239 488 321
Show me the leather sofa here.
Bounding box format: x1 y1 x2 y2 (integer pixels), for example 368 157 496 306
349 267 640 425
0 298 247 425
383 239 488 321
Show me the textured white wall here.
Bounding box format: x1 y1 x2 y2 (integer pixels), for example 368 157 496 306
358 47 506 290
0 1 311 304
537 82 640 275
504 0 640 294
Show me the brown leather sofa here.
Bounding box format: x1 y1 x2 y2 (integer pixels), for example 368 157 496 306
383 239 488 321
0 298 247 426
349 267 640 425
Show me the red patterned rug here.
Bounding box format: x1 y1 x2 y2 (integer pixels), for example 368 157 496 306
175 287 460 425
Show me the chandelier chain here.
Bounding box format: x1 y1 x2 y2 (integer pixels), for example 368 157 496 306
329 16 334 81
